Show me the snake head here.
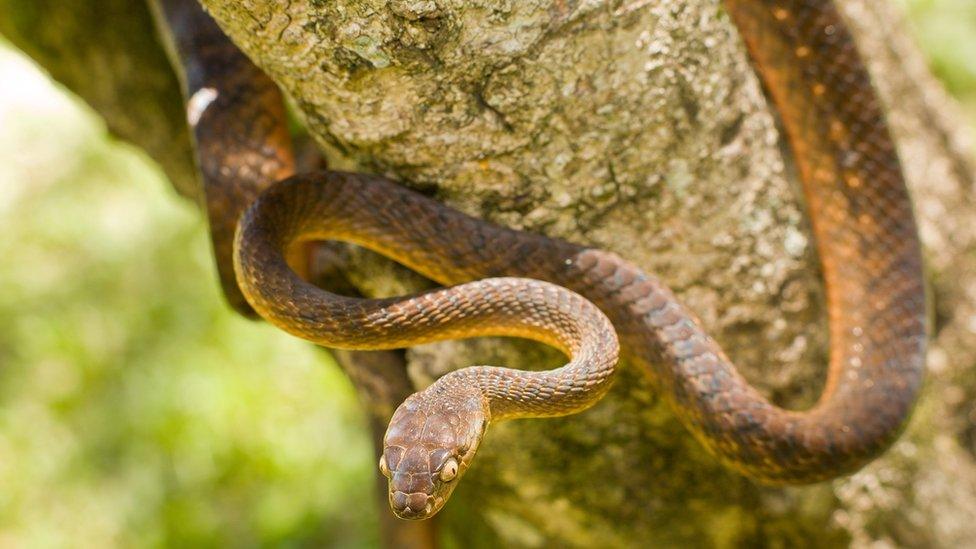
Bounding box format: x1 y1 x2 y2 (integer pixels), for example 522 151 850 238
380 386 488 520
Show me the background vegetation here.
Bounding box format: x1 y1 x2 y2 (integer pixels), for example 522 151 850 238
0 1 972 546
0 43 375 547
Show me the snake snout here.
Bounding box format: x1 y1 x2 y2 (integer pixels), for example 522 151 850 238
391 491 434 520
382 388 488 519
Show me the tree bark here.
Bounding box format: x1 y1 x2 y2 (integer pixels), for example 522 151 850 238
5 0 976 546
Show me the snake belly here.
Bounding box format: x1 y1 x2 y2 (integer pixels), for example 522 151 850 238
166 0 928 486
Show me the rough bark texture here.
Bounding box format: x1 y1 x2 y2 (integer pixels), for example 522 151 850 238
5 0 976 546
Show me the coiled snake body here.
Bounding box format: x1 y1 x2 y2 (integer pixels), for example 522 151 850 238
158 0 927 520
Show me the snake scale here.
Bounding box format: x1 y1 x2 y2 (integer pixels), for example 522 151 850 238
156 0 927 520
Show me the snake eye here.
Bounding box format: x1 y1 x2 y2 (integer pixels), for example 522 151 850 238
439 458 459 482
379 455 390 477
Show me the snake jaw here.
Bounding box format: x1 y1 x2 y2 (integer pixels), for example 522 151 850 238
382 388 488 520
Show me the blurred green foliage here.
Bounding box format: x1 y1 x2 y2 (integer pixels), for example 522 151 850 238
0 44 376 547
902 0 976 119
0 1 973 547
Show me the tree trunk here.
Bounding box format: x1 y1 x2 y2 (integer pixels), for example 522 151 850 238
5 0 976 546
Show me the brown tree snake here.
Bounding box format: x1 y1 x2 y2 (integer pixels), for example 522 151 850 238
154 0 927 520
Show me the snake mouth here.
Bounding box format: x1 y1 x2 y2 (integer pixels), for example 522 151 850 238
390 491 435 520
